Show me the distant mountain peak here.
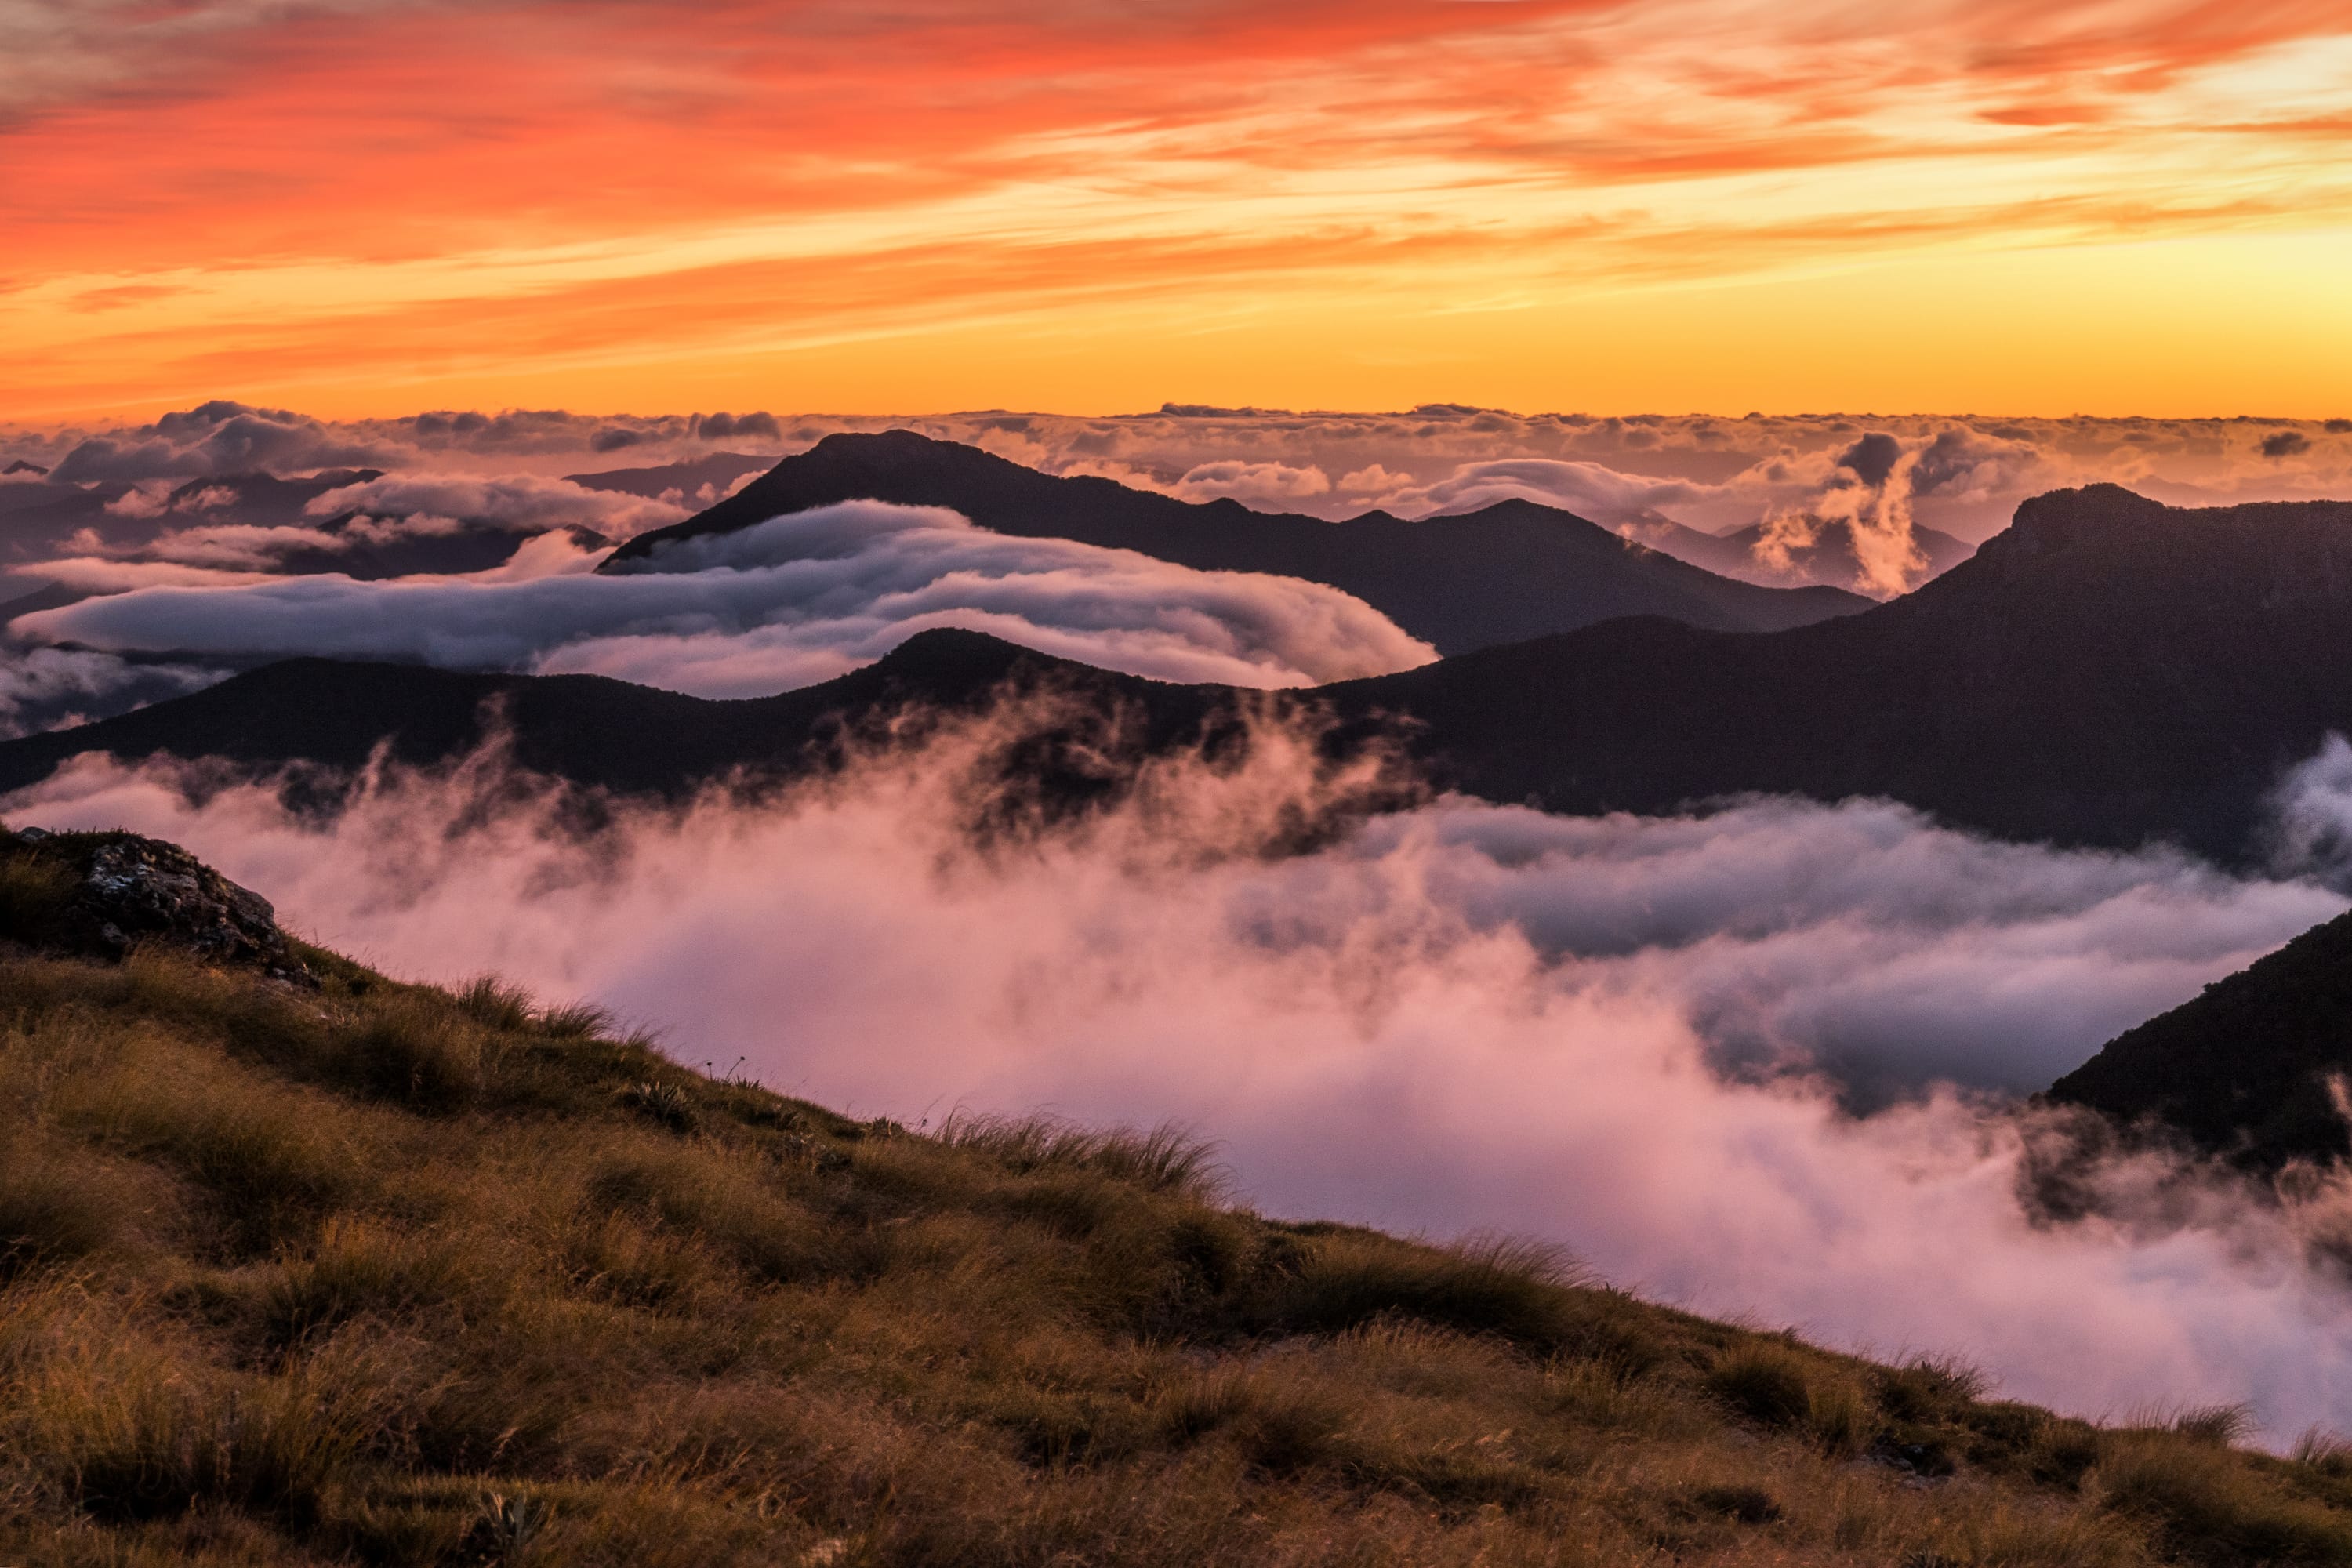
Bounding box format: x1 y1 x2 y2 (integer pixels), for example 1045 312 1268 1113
1996 484 2171 552
604 431 1869 655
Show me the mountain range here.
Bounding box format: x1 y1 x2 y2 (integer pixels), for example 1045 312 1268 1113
14 481 2345 868
6 476 2351 1169
604 430 1871 653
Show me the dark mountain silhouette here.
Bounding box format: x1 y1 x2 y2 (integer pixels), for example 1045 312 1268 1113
0 579 85 627
0 633 1249 821
602 430 1869 654
6 485 2347 867
2045 909 2352 1171
564 450 775 501
1319 485 2352 865
1 459 49 476
248 515 610 580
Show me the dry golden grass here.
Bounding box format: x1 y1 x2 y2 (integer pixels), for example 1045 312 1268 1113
0 935 2343 1565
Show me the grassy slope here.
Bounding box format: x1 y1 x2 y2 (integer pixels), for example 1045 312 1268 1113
4 866 2352 1562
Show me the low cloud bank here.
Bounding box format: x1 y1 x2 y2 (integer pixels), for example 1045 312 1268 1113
0 648 223 740
303 474 688 541
11 402 2347 546
10 715 2352 1437
20 502 1436 695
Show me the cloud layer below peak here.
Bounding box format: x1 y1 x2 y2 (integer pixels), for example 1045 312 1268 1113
20 501 1437 696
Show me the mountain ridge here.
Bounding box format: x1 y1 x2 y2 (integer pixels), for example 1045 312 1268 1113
5 485 2349 868
601 430 1871 654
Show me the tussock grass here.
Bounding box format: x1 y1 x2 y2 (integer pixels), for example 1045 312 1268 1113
0 850 75 942
256 1216 474 1346
1261 1229 1590 1349
456 974 535 1032
0 1142 125 1280
35 1340 372 1526
942 1112 1225 1199
1706 1341 1816 1429
0 937 2341 1566
346 997 491 1111
2096 1428 2352 1565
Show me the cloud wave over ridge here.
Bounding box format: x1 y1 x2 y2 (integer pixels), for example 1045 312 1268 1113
20 501 1436 695
9 708 2352 1439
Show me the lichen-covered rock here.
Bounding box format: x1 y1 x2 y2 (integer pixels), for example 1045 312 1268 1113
0 826 315 985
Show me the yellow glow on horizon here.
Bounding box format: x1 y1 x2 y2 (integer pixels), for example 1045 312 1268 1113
5 2 2352 423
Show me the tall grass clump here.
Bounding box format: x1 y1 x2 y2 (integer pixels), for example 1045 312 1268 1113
1705 1341 1815 1431
0 1145 122 1280
58 1053 358 1252
1261 1229 1588 1350
257 1215 471 1346
345 996 490 1112
0 849 75 943
943 1113 1225 1200
455 975 536 1033
41 1350 372 1526
2096 1429 2352 1565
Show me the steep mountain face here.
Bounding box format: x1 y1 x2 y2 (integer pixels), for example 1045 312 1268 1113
602 430 1870 654
2046 909 2352 1170
1323 485 2352 864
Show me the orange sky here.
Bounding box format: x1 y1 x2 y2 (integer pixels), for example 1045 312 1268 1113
5 0 2351 423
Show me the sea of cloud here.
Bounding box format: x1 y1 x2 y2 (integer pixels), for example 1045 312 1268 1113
9 707 2352 1439
6 398 2351 733
9 400 2351 552
18 502 1436 696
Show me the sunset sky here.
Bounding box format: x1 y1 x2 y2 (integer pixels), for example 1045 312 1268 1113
6 0 2351 423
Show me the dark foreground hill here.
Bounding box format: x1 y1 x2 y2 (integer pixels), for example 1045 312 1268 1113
4 823 2348 1567
601 430 1869 653
2048 908 2352 1171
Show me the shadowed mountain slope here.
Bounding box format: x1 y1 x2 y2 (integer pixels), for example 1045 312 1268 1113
0 631 1229 801
601 430 1870 654
1324 485 2352 864
2047 908 2352 1171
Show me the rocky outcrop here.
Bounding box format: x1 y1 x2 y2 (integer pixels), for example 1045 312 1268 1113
1 826 314 985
